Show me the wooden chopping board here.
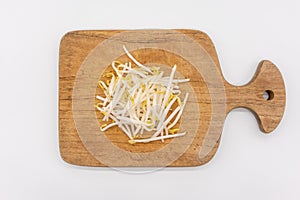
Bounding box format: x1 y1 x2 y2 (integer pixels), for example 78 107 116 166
59 29 286 167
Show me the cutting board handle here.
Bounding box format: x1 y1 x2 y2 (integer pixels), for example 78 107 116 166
225 60 286 133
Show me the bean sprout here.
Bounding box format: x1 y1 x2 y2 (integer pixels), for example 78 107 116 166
95 46 190 144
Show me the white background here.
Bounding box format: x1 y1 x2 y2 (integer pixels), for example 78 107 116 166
0 0 299 199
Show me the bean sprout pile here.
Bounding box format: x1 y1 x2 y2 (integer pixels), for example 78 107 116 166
95 46 189 144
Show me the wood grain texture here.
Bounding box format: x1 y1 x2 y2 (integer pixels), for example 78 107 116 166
59 29 286 167
225 60 286 133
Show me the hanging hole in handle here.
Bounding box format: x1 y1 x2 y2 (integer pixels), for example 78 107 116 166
262 90 274 101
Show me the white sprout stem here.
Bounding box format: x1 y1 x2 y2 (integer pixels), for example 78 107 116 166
133 125 142 137
165 127 169 136
130 132 186 143
130 124 135 136
159 64 176 117
116 116 149 126
122 45 153 74
120 69 147 78
95 106 118 122
108 75 115 95
154 95 178 135
100 122 118 131
144 92 151 122
99 81 108 90
119 124 133 139
112 61 123 77
96 95 107 101
171 79 190 83
151 106 181 138
167 93 189 129
123 123 132 137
